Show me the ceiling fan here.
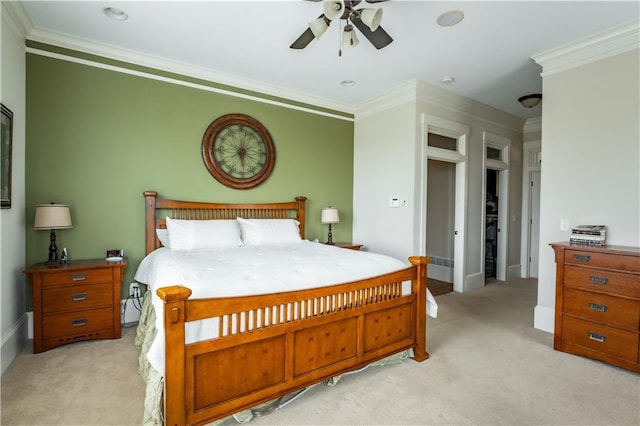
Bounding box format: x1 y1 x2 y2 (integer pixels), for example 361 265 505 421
290 0 393 52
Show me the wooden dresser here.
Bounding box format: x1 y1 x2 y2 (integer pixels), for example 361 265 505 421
550 242 640 372
24 258 127 353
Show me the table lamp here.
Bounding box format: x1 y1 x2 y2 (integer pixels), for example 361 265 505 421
321 207 339 245
34 203 72 265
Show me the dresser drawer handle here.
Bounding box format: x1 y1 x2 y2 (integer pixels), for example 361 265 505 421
72 318 88 327
589 276 608 285
71 292 88 302
573 254 591 262
588 332 607 343
72 273 87 281
589 302 608 312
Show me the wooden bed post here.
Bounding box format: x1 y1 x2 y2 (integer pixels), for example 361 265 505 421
157 286 192 426
143 191 158 255
409 256 430 362
295 196 307 239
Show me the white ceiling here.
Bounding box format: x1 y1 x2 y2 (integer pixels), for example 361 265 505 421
15 1 640 119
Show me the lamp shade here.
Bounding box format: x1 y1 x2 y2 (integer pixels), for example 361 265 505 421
321 207 340 224
309 16 329 39
323 0 345 21
359 8 382 31
34 204 73 230
342 25 359 48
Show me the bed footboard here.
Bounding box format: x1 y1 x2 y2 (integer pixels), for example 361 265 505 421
158 256 429 426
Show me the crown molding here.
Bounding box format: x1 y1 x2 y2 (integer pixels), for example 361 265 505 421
2 0 33 39
24 26 355 117
532 19 640 76
523 117 542 134
356 79 525 132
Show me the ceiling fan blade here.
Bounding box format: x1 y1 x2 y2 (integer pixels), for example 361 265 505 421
290 28 316 49
352 19 393 49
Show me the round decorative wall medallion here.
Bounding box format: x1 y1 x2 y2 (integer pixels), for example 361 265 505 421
201 114 275 189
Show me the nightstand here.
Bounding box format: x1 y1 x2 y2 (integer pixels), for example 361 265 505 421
332 242 363 251
24 258 127 353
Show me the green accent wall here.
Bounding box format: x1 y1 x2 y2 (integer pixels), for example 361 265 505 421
25 52 354 309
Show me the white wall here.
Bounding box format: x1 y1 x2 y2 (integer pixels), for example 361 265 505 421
1 3 28 373
353 81 525 291
533 22 639 332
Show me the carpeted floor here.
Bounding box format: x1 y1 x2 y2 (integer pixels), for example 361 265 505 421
2 277 639 425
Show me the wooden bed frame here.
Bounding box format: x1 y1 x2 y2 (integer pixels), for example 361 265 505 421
143 191 430 426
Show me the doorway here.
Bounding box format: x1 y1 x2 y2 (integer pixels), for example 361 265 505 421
485 169 498 278
482 131 510 282
421 114 469 293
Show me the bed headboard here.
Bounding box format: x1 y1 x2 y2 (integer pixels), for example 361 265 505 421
143 191 307 255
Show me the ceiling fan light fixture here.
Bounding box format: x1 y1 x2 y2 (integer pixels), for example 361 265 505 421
342 25 359 48
323 0 346 21
518 94 542 108
309 16 329 39
359 8 383 31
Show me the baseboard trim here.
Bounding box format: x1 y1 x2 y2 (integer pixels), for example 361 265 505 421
1 313 29 374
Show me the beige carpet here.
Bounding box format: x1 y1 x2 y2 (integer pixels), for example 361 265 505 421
2 278 639 425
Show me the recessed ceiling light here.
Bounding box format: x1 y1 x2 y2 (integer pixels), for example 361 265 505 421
437 10 464 27
341 80 356 87
102 7 128 21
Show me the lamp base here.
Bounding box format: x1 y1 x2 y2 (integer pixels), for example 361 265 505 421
326 225 334 245
45 229 59 265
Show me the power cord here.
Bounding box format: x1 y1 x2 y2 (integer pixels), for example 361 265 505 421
121 289 143 328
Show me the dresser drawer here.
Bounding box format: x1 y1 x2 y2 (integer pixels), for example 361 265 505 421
563 288 640 332
561 316 639 363
564 265 640 298
42 268 113 287
565 249 640 272
42 283 113 315
42 307 114 339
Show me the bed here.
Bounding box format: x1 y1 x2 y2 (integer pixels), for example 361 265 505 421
135 191 433 426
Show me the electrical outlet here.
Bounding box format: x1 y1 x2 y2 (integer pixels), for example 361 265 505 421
129 283 140 297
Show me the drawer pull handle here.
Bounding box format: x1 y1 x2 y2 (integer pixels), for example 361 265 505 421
590 276 609 285
72 318 88 327
72 273 87 281
588 332 607 343
589 302 608 312
573 254 591 262
71 292 88 301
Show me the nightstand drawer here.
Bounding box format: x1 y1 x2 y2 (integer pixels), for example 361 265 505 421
561 316 639 363
563 288 640 332
42 307 114 339
42 267 113 287
42 283 113 315
564 265 639 298
565 249 640 272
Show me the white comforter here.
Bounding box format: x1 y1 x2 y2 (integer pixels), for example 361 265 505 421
134 240 437 375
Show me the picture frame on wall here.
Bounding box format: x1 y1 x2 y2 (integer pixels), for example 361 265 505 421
1 104 13 209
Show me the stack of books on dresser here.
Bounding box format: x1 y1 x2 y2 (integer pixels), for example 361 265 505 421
570 225 607 246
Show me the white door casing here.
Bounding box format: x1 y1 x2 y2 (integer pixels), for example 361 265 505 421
421 114 469 293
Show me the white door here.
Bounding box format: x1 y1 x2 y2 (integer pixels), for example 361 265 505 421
529 171 541 278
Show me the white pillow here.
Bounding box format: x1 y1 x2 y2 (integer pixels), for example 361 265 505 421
156 228 171 248
165 217 242 250
237 218 302 246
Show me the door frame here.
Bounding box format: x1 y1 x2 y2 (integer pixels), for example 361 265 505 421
482 131 511 282
520 140 542 278
420 114 469 293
